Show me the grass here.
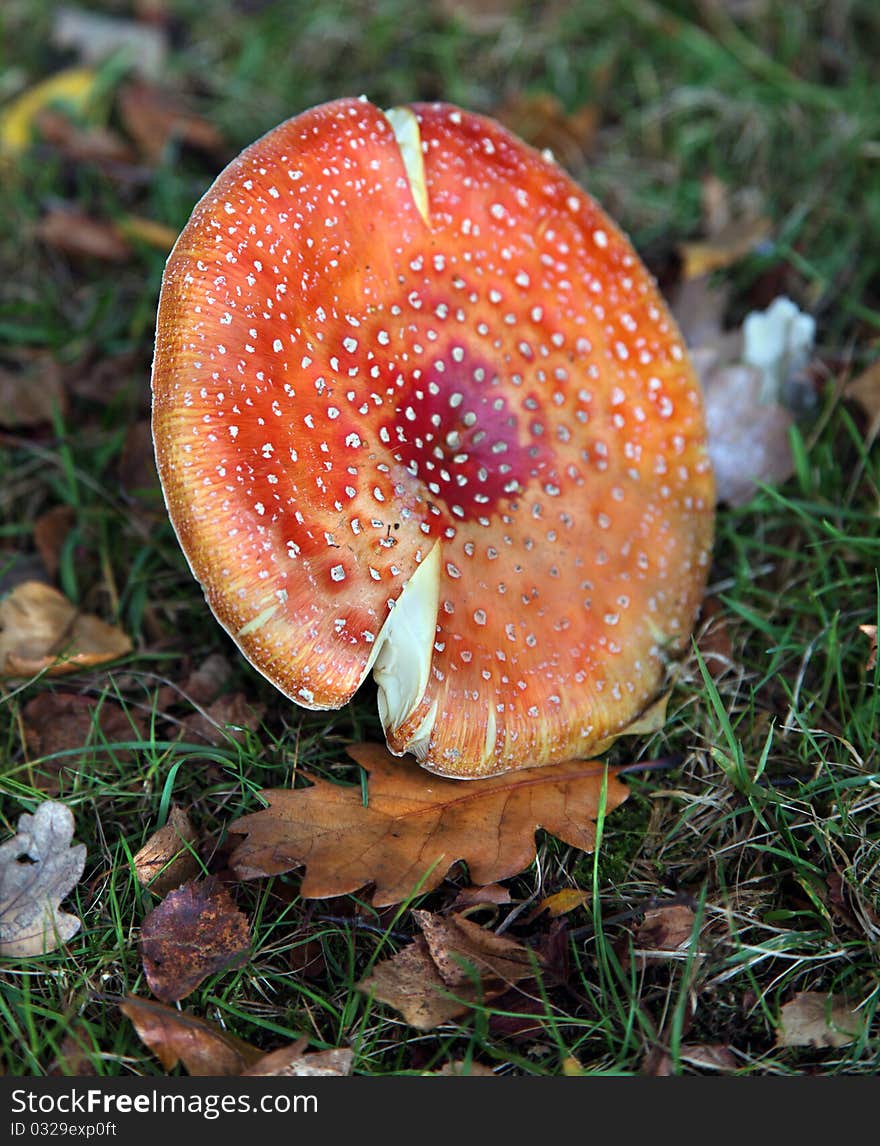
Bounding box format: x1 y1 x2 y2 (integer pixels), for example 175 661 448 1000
1 0 878 1077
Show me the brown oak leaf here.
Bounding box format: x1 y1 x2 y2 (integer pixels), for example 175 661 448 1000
358 909 541 1031
140 878 251 1002
229 742 630 906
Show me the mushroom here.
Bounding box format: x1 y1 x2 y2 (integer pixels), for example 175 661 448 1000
152 97 714 778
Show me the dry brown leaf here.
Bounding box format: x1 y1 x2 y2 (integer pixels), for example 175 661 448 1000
0 581 132 678
140 877 251 1002
35 108 134 164
37 209 132 262
679 215 772 280
635 904 697 954
450 883 512 910
33 506 76 579
859 624 877 672
120 996 264 1075
0 801 85 956
845 360 880 440
0 354 67 428
494 92 598 169
230 742 630 906
679 1043 738 1072
776 992 864 1049
180 692 266 747
242 1038 353 1077
118 81 223 162
23 691 145 790
133 806 200 895
182 654 234 706
358 909 541 1031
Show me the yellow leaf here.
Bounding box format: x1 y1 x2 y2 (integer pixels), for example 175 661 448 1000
1 68 99 155
538 889 590 917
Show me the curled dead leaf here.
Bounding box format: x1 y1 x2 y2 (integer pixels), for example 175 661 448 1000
635 904 697 954
37 209 132 262
0 801 85 957
139 877 251 1002
118 81 223 162
120 996 263 1075
776 991 863 1049
132 806 200 896
33 506 76 579
493 92 598 170
358 909 541 1031
230 742 630 907
0 581 132 678
242 1038 353 1077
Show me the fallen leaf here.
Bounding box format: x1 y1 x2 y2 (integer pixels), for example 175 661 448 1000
679 1043 738 1072
358 909 541 1030
0 581 132 677
0 354 67 428
635 904 697 953
494 92 598 169
230 742 630 906
140 878 251 1002
680 216 773 279
536 889 590 918
450 883 512 910
23 691 145 789
0 68 98 155
133 806 200 895
859 624 877 671
182 653 233 706
180 692 266 747
120 996 263 1075
51 7 167 78
48 1027 99 1076
776 992 863 1049
845 360 880 441
35 108 134 164
33 506 76 579
37 209 132 262
242 1038 353 1077
0 801 85 957
118 81 223 162
117 215 179 251
703 363 796 505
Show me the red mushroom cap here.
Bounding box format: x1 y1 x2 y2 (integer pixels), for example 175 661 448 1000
152 97 714 778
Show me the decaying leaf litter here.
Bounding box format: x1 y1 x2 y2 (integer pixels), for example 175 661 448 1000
1 1 879 1078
